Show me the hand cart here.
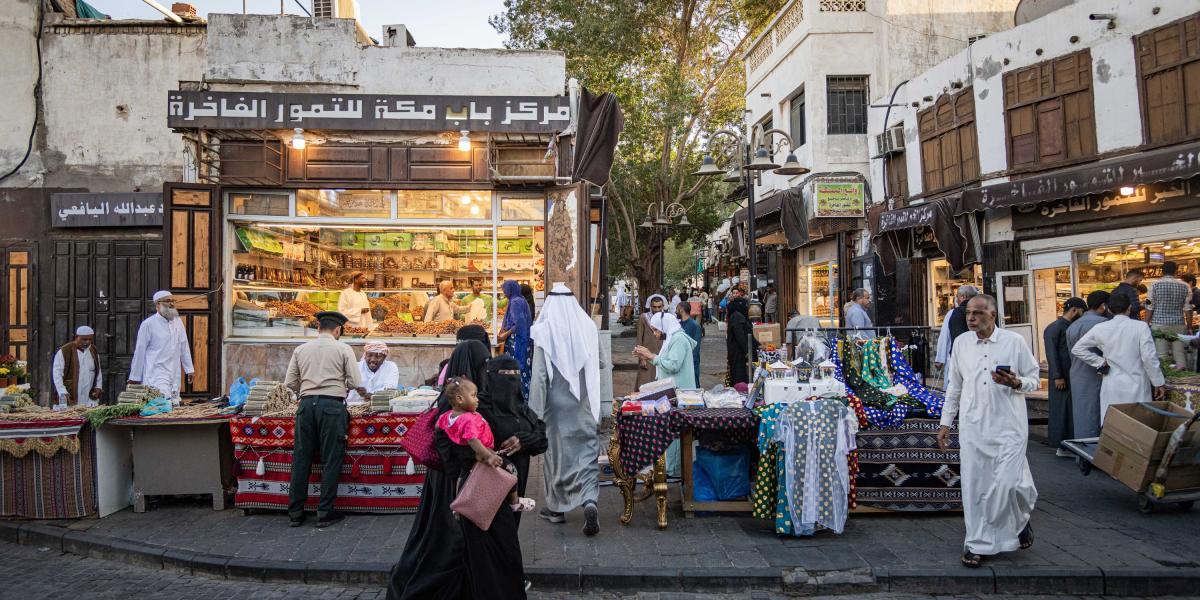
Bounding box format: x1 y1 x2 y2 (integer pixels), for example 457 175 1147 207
1060 405 1200 514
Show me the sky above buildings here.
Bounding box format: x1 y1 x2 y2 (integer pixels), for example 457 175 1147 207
88 0 508 48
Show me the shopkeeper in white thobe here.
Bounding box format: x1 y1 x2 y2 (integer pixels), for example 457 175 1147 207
128 291 194 398
937 294 1038 569
52 326 102 407
346 342 399 404
1070 292 1165 423
338 272 372 329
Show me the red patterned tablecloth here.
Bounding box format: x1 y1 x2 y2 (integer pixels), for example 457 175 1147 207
229 415 424 514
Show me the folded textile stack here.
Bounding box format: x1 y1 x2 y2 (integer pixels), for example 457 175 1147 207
243 381 289 417
391 390 438 414
369 389 401 413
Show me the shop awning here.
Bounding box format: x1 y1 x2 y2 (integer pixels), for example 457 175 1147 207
732 190 786 242
872 195 979 276
959 140 1200 214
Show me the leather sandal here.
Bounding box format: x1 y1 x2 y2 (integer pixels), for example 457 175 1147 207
1019 523 1034 549
961 551 983 568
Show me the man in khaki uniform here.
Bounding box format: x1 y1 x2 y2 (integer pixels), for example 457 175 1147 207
285 311 368 528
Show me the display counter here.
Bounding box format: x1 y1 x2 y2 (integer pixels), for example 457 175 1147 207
230 414 424 514
0 417 97 519
107 415 235 512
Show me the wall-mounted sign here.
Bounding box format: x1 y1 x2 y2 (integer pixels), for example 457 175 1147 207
168 91 571 133
51 192 163 227
1010 180 1195 230
814 182 865 218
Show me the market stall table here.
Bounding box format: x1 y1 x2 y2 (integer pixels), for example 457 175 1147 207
0 417 99 519
230 414 424 514
107 414 235 512
609 406 760 528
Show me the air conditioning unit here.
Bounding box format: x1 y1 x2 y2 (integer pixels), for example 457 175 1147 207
312 0 359 19
874 126 905 156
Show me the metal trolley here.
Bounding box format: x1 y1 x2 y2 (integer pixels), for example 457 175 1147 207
1061 404 1200 514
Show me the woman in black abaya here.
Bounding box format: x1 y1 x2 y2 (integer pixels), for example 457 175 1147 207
387 328 502 600
726 297 757 385
477 355 547 528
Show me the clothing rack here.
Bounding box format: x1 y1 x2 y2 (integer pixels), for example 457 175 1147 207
783 326 933 381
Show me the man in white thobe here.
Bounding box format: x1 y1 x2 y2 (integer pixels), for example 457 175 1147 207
1070 292 1165 424
938 294 1038 568
128 291 194 399
346 342 399 404
52 326 103 407
338 272 372 329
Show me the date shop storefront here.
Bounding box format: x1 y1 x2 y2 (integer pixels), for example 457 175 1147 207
162 91 601 397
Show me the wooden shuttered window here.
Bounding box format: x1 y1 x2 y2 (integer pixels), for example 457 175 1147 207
162 183 222 399
885 150 908 205
1137 12 1200 145
1003 50 1097 168
918 88 979 194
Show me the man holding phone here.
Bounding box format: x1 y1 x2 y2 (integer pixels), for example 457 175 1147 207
937 294 1039 569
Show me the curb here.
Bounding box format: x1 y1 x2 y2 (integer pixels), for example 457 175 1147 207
3 520 1200 595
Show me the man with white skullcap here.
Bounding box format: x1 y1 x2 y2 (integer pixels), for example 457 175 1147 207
128 290 194 399
346 342 399 403
52 325 103 407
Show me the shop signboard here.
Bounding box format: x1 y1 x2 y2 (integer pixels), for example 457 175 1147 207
813 182 865 218
1010 182 1194 230
168 91 571 133
51 192 163 227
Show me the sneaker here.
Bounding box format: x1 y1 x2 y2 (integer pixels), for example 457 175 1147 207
538 507 565 524
582 502 599 536
1055 448 1073 458
316 511 345 528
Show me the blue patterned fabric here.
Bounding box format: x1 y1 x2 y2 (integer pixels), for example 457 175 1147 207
832 339 944 428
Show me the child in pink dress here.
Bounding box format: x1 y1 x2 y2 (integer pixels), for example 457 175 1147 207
437 378 535 512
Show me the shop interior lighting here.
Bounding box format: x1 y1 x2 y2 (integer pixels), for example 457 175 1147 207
1119 186 1136 196
469 204 481 216
458 130 471 152
460 193 472 205
291 128 306 150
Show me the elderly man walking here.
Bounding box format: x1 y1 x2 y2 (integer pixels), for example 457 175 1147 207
938 294 1038 568
52 326 103 407
128 290 194 400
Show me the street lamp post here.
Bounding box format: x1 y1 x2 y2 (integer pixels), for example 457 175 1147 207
692 125 808 375
640 201 690 290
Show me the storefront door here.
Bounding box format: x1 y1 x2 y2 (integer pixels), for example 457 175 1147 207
996 270 1036 354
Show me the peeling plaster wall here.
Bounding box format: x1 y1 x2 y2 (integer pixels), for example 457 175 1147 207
868 0 1199 201
745 0 1018 205
205 14 565 96
0 0 42 187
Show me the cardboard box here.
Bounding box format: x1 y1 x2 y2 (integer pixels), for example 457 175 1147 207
753 323 782 347
1100 402 1197 459
1094 402 1200 491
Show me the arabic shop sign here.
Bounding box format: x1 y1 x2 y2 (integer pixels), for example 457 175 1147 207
167 91 571 133
877 202 937 233
813 182 865 218
1010 182 1193 230
52 192 163 227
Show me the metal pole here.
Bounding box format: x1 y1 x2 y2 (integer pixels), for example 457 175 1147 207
658 224 665 291
743 135 757 376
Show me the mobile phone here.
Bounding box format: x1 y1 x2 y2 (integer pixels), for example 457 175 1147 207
995 365 1012 374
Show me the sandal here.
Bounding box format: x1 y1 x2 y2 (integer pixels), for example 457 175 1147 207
1019 523 1034 549
511 497 536 512
961 551 983 568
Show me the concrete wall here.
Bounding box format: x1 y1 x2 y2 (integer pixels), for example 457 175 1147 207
0 0 42 187
205 14 566 96
38 21 207 192
868 0 1200 202
744 0 1018 204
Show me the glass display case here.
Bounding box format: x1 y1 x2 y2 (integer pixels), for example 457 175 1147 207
928 260 983 325
227 190 545 340
807 262 839 327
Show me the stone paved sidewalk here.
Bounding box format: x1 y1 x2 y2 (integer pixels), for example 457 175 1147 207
2 321 1199 595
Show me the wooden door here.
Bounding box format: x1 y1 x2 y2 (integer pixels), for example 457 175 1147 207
52 239 163 397
0 244 35 364
163 183 222 399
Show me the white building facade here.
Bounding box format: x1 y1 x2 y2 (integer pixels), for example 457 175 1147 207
737 0 1018 325
868 0 1200 359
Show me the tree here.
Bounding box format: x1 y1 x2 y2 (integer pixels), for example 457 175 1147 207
491 0 783 300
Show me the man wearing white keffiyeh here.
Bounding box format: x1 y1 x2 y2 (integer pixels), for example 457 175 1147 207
529 283 605 536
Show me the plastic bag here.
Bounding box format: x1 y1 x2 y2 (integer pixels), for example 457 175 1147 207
228 377 250 407
692 447 751 502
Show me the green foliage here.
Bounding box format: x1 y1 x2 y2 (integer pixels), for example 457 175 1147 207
662 239 697 288
492 0 784 292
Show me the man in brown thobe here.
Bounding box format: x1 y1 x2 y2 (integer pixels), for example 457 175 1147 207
634 294 666 392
